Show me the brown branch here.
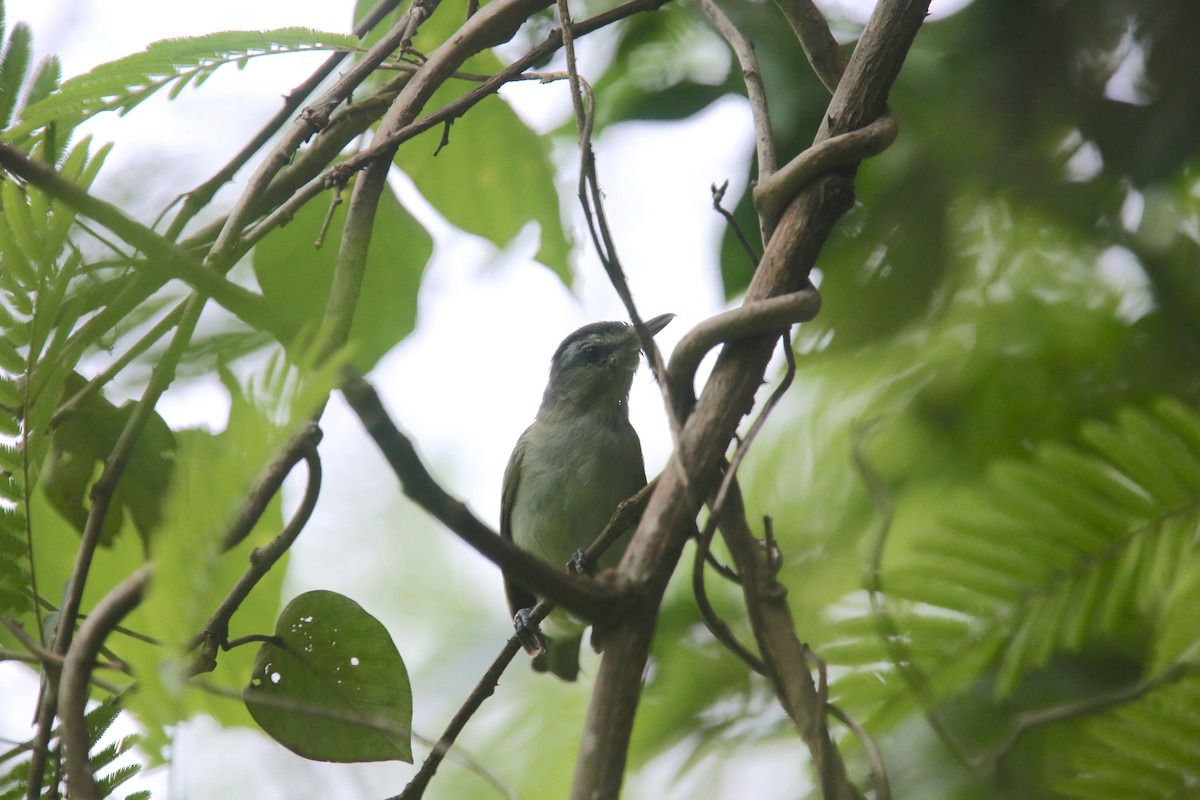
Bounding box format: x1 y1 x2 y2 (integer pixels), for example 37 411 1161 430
207 0 435 262
340 373 616 617
772 0 847 94
574 1 931 796
57 565 152 800
189 425 324 675
164 0 408 240
693 0 777 177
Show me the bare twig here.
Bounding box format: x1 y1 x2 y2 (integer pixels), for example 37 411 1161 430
712 180 760 268
694 0 777 177
189 428 323 674
57 565 152 800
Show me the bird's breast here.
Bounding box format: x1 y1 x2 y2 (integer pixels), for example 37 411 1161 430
510 417 646 570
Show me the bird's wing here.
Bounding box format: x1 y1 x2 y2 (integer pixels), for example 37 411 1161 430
501 429 538 616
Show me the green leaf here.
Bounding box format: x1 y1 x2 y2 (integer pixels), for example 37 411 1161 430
40 374 176 549
244 590 413 763
253 181 430 372
4 28 357 141
0 21 32 128
394 86 571 282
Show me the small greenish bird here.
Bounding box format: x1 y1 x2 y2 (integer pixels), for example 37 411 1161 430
501 313 674 681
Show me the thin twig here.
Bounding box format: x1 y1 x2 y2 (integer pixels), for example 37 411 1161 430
164 0 408 240
207 1 434 263
393 477 654 799
220 0 672 259
189 432 323 675
693 0 776 177
712 180 760 268
691 327 800 675
51 303 186 428
852 422 982 774
25 296 205 800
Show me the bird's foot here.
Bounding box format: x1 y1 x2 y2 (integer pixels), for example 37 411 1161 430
567 548 596 577
513 608 546 654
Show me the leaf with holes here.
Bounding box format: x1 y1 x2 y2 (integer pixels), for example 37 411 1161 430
244 590 412 763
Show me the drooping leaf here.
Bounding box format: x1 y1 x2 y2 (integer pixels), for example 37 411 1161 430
244 590 413 763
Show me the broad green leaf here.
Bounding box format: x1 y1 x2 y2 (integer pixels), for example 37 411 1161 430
244 590 413 763
397 89 571 280
40 374 175 549
122 357 338 758
253 181 429 372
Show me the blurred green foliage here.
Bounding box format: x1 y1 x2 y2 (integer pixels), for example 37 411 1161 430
2 0 1199 797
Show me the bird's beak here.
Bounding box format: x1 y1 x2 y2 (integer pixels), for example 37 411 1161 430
623 313 674 356
644 313 674 337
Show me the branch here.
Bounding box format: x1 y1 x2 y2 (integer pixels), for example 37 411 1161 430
57 565 152 800
339 373 616 617
772 0 847 94
693 0 776 177
574 1 931 796
0 145 292 340
207 0 435 262
164 0 407 239
189 424 324 675
753 111 897 231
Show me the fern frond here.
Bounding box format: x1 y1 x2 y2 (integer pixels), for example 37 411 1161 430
1055 675 1200 799
831 398 1200 728
0 21 32 128
4 28 357 142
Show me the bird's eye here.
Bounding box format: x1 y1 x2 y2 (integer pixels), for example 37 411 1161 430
580 345 601 363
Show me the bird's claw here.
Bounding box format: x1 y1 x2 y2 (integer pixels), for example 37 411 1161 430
514 608 546 653
567 548 596 577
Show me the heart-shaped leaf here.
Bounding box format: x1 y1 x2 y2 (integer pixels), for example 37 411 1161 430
244 590 412 763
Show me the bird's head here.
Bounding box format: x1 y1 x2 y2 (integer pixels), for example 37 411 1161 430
539 313 674 418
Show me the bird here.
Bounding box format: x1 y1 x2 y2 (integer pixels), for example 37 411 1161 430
501 313 674 681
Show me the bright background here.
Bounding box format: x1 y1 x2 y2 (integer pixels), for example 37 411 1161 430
1 0 969 796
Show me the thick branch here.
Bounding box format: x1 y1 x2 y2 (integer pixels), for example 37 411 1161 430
573 1 931 796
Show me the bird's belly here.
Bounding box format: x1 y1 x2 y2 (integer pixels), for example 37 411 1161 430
510 425 643 571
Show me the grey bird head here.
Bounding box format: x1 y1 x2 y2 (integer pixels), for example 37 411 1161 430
538 313 674 416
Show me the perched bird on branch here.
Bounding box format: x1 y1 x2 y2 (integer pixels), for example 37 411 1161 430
501 314 673 681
